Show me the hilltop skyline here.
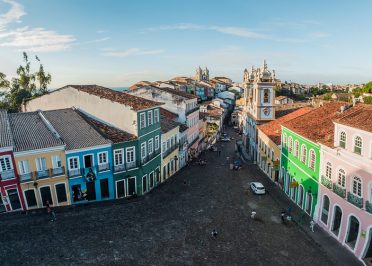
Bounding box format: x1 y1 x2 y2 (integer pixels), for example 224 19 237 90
1 0 372 87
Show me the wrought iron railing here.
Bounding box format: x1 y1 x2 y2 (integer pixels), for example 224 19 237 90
332 183 346 198
366 201 372 214
52 166 65 176
0 169 15 180
141 151 161 165
19 172 33 182
114 164 125 172
321 175 333 189
162 144 179 158
347 192 363 208
68 168 82 178
97 163 110 172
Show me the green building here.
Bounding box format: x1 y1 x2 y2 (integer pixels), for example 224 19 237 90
280 102 344 217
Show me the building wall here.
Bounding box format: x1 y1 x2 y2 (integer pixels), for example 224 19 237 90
161 126 180 181
23 87 138 136
15 148 71 209
257 129 280 182
280 127 320 218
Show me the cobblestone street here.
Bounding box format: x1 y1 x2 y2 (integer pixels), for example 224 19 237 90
0 131 357 266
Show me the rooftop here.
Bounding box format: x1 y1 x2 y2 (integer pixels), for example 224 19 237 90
160 115 182 134
160 107 178 120
333 103 372 134
42 108 111 150
77 110 137 143
283 102 345 146
8 112 65 152
0 110 14 149
258 107 314 145
65 85 163 111
154 86 197 100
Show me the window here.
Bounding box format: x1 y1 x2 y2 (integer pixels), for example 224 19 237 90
141 142 147 159
155 136 160 150
140 112 146 129
114 149 124 166
98 152 108 165
39 186 53 206
300 145 307 164
52 155 62 169
154 109 159 123
288 137 293 153
354 136 362 155
294 141 299 157
148 139 154 155
126 147 135 163
18 160 30 174
282 134 287 147
321 195 330 224
142 175 148 194
55 183 67 203
0 156 12 171
149 172 154 188
148 110 153 126
100 179 109 198
24 189 37 208
325 162 332 179
263 89 270 103
116 180 125 198
339 131 346 148
162 142 166 153
35 157 47 171
308 149 316 170
338 169 346 187
68 157 79 170
352 176 362 197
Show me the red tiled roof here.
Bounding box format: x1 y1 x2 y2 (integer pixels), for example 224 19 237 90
283 102 345 146
160 115 182 133
66 85 163 111
258 107 314 145
160 107 178 120
155 86 197 99
333 103 372 133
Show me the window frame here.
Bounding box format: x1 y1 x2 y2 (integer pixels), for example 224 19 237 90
0 155 13 171
155 135 160 151
140 112 146 129
354 136 362 155
126 147 135 163
98 151 108 165
300 144 307 164
114 149 124 166
308 149 316 170
339 131 346 148
148 110 153 126
68 156 79 170
352 176 362 197
141 142 147 159
325 162 332 179
337 168 346 188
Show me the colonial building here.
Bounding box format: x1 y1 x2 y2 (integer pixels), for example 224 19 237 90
0 110 26 213
242 61 276 161
195 66 209 82
316 104 372 263
9 112 70 209
257 107 313 183
280 102 345 218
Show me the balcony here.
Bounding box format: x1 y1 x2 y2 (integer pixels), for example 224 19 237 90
114 164 125 172
0 169 15 180
36 169 49 179
19 172 33 182
321 175 333 189
332 183 346 198
162 144 179 159
186 106 199 116
141 151 161 165
97 163 110 172
51 166 65 176
68 168 82 178
366 201 372 214
126 161 138 170
347 192 363 209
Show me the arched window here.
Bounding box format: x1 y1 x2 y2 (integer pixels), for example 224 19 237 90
300 145 307 164
298 185 304 207
288 137 293 153
263 89 270 103
339 131 346 148
294 141 299 157
308 149 316 170
321 195 330 224
325 162 332 179
282 134 287 147
354 136 362 155
337 169 346 187
352 176 362 197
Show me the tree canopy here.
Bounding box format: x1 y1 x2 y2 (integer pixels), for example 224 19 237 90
0 52 51 112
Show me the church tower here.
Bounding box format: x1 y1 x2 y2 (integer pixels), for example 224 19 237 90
195 66 202 81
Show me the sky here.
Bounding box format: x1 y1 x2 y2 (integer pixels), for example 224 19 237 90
0 0 372 88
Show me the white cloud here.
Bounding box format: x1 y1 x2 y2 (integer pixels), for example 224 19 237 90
96 30 106 34
0 0 25 30
0 0 75 52
85 37 110 43
102 48 164 57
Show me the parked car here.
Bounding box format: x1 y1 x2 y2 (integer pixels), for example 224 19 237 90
250 182 266 195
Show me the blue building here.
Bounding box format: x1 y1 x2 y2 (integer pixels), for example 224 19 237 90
43 108 114 203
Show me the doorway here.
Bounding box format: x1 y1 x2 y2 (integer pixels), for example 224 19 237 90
84 155 93 168
7 189 22 210
331 206 342 236
128 177 136 196
346 216 360 249
305 193 312 215
363 228 372 265
40 186 53 206
100 179 109 199
86 182 96 201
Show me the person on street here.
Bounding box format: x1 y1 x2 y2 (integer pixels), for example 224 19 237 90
211 229 218 237
281 211 286 222
251 210 257 219
45 200 56 222
310 220 315 232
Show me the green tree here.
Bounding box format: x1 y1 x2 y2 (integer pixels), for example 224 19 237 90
35 56 52 94
363 96 372 105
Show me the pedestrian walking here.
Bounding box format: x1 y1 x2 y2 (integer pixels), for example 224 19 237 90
310 220 315 232
287 206 292 216
45 200 56 222
251 210 257 219
211 229 218 237
280 211 286 222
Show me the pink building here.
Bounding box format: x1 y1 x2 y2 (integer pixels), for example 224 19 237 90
317 104 372 264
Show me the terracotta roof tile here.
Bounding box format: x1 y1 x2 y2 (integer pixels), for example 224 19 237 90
65 85 163 111
160 107 178 120
0 110 14 148
258 107 314 145
154 86 197 99
333 103 372 133
160 115 182 133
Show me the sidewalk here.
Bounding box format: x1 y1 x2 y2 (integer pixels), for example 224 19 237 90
248 164 363 266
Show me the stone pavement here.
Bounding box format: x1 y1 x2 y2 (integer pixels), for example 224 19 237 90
0 127 358 265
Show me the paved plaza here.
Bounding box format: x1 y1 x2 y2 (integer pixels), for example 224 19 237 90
0 131 361 266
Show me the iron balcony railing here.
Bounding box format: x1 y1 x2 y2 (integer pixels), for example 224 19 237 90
0 169 15 180
97 163 110 172
185 106 199 116
52 166 65 176
366 201 372 214
332 183 346 198
114 161 139 173
19 172 33 182
114 164 126 172
68 168 82 178
320 175 333 189
162 144 179 159
141 151 161 165
36 169 49 179
347 192 363 209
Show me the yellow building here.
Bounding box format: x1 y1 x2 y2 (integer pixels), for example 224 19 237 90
9 112 71 209
257 107 313 182
160 115 181 182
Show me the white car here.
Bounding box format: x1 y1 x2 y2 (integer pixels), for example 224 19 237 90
250 182 266 195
